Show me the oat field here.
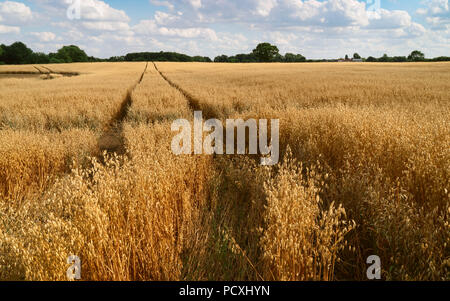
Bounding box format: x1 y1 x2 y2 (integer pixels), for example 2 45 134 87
0 62 449 281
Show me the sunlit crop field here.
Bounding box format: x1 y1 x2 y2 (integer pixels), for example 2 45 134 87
0 62 449 281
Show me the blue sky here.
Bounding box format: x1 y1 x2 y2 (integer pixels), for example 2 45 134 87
0 0 449 59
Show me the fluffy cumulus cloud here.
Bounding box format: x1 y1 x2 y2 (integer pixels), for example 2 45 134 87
417 0 450 30
62 0 132 34
140 0 425 40
29 31 56 42
71 0 129 21
146 0 368 28
254 0 278 17
0 1 33 23
81 21 130 32
188 0 202 10
364 8 426 38
150 0 174 10
367 9 413 29
277 0 369 27
0 24 20 34
136 0 431 57
0 1 34 36
134 19 217 40
21 0 137 52
1 0 449 58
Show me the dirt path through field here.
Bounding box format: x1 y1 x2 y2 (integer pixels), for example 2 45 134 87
33 66 47 74
152 62 266 280
0 66 77 80
97 62 148 156
40 66 80 77
0 68 43 79
153 62 219 120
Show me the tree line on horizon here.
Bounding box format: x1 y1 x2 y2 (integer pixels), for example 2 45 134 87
1 41 449 65
0 42 100 65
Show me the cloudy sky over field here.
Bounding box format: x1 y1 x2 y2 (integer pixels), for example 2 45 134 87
0 0 449 58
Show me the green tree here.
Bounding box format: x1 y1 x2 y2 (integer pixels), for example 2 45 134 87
108 56 125 62
29 52 50 64
0 44 4 57
2 42 33 64
55 45 89 63
214 55 229 62
0 44 4 64
378 54 391 62
273 53 284 62
232 53 257 62
192 56 212 62
408 50 425 62
284 53 306 62
284 53 296 62
49 57 65 64
353 53 361 59
432 56 450 62
252 43 279 62
345 54 349 60
392 56 407 62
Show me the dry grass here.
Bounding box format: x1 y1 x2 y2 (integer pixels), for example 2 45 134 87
156 62 449 117
0 62 448 281
260 152 355 281
126 65 191 124
0 62 145 200
0 128 97 201
0 62 145 131
0 65 40 73
154 61 450 280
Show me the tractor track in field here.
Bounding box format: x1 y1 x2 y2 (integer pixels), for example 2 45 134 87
40 66 80 77
0 66 77 80
152 62 218 120
0 67 44 76
152 62 264 277
97 62 148 157
33 66 48 74
152 62 265 166
152 61 221 250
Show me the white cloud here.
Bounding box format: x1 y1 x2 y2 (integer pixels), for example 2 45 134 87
367 9 412 29
0 1 33 23
188 0 202 10
0 24 20 34
82 21 131 32
285 0 369 27
150 0 175 11
19 0 136 57
155 11 181 25
134 19 218 40
364 8 426 37
1 0 448 59
150 0 370 28
71 0 129 21
417 0 450 29
254 0 278 17
265 31 298 47
30 31 56 42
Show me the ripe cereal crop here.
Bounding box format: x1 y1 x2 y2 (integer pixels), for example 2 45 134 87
1 62 449 281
